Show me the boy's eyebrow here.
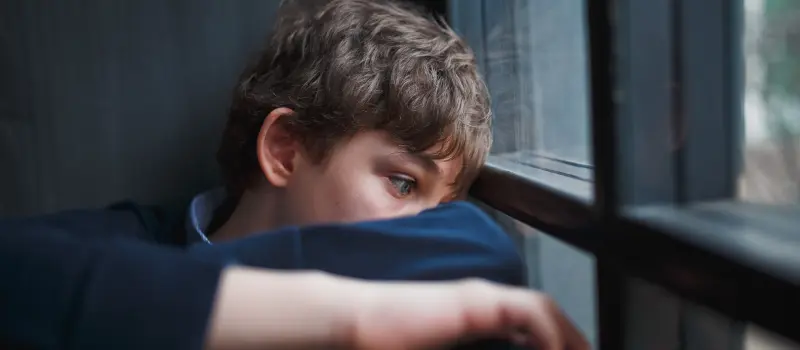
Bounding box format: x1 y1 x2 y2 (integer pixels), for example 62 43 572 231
400 152 442 176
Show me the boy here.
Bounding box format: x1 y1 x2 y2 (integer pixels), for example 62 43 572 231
194 0 492 243
181 0 521 285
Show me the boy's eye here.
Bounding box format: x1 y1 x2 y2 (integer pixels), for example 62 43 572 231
388 175 416 197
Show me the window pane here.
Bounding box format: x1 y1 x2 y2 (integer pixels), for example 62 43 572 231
740 0 800 203
452 0 592 165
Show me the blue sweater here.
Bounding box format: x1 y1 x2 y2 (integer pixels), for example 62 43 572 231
0 201 523 349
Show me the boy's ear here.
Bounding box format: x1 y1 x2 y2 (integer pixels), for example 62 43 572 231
256 107 300 188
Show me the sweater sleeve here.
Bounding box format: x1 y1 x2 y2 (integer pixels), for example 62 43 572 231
191 201 524 286
0 225 225 350
301 201 525 285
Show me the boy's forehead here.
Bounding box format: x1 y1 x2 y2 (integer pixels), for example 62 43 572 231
391 137 465 172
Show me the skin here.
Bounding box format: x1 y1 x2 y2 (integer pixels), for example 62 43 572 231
212 107 462 241
205 266 592 350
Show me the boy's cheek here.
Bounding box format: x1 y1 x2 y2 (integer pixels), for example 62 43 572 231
324 186 405 222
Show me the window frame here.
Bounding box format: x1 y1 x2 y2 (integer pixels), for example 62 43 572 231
453 0 800 348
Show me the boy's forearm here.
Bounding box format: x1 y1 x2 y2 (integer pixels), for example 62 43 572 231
205 266 355 350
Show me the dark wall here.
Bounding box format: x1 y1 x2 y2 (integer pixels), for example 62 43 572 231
0 0 450 217
0 1 281 216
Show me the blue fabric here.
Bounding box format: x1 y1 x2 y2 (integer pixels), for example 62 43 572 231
190 201 523 284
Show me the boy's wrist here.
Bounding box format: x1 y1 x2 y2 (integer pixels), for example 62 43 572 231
207 267 356 349
306 271 369 349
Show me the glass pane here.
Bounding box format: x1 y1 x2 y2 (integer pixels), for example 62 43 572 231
740 0 800 203
452 0 592 165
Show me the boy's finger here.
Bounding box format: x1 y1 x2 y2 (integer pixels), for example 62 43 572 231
555 307 591 350
505 288 591 350
500 289 565 350
458 281 591 350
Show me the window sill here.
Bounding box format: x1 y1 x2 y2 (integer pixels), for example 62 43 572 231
471 154 595 251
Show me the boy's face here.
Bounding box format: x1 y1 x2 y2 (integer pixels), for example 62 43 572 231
283 130 463 226
256 108 464 227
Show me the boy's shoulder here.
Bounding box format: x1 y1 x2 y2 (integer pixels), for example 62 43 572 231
0 201 186 246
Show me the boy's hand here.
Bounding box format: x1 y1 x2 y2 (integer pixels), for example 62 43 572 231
344 278 591 350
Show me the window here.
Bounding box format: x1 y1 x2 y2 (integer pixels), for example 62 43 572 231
449 0 593 180
455 0 800 349
740 0 800 204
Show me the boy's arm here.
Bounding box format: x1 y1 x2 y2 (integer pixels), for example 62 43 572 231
302 201 524 285
191 201 524 285
299 201 527 350
189 201 526 350
0 226 224 349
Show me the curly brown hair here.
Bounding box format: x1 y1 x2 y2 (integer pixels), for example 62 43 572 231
217 0 492 198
